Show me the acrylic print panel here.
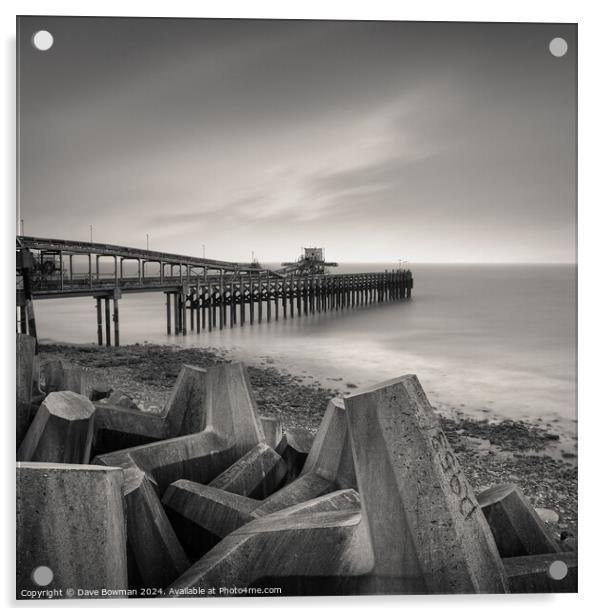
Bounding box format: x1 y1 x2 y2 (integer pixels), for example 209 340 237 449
16 17 577 599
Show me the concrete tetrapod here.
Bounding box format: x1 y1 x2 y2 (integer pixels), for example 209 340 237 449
277 426 315 481
162 397 356 554
93 362 266 590
167 490 371 596
16 462 128 599
42 358 88 396
93 364 208 454
260 416 283 450
344 375 509 594
16 333 36 447
17 391 96 464
209 442 287 499
477 483 561 558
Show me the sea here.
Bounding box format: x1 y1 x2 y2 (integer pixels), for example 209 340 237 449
33 263 577 440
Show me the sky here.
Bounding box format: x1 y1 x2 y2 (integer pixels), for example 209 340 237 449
17 17 576 264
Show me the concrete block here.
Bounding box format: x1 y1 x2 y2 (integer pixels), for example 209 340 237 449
503 552 577 593
93 362 265 590
167 492 372 594
17 334 36 447
161 399 361 561
278 427 314 481
121 466 189 591
300 397 356 489
253 397 356 515
209 443 287 499
260 416 283 450
93 364 207 454
163 481 257 556
42 358 88 396
16 462 127 598
477 483 561 557
90 383 113 402
17 391 95 464
344 375 508 593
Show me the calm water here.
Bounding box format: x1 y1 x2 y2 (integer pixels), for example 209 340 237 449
34 264 577 434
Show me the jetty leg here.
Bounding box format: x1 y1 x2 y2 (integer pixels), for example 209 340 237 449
208 284 214 332
282 280 287 319
179 292 187 336
166 293 172 335
113 297 120 347
258 274 263 324
104 298 111 346
96 298 103 346
196 298 201 333
265 272 272 323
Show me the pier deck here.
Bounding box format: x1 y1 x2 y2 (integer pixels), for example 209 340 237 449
16 236 413 346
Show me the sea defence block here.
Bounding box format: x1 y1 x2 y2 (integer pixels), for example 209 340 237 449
17 391 95 464
163 399 358 559
90 383 113 402
93 362 265 590
121 466 190 591
278 427 314 481
41 358 88 396
477 483 561 558
344 375 509 594
209 443 287 499
260 416 283 450
163 481 258 556
167 491 372 594
503 552 577 593
93 364 207 454
254 397 356 515
16 462 128 598
17 333 36 447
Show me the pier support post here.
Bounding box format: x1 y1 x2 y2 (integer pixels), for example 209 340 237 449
96 298 103 345
166 292 172 335
219 271 225 330
258 272 263 324
104 298 111 346
248 274 253 325
239 274 245 326
113 297 120 347
266 271 271 322
181 290 187 335
196 285 202 333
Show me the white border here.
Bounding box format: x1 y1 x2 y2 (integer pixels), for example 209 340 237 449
2 1 600 613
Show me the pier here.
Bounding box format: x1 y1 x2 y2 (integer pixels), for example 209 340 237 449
16 236 413 346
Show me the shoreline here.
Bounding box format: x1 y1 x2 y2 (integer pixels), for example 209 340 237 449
39 342 578 540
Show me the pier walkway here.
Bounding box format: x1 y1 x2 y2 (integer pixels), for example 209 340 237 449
16 236 413 346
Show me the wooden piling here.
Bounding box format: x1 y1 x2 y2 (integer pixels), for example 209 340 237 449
181 291 187 335
240 274 245 326
104 298 111 346
258 272 263 324
96 298 103 345
249 275 255 325
113 297 120 347
266 271 271 323
166 292 172 335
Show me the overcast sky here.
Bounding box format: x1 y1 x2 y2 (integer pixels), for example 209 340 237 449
18 17 576 263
